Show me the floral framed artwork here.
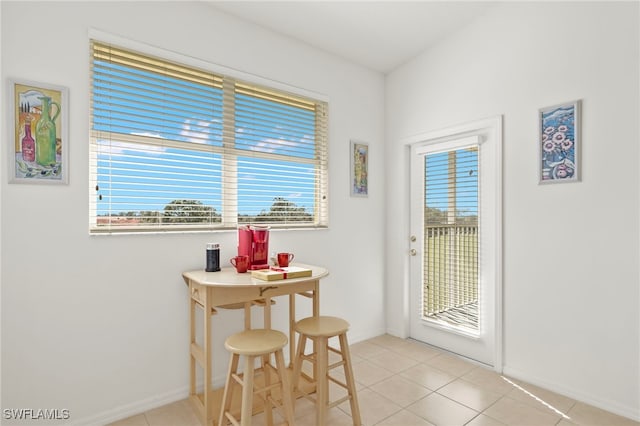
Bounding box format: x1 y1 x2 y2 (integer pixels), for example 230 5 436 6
539 99 581 184
8 79 69 184
350 140 368 197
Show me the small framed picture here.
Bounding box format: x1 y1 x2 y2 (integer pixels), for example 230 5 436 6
350 140 368 197
539 100 581 184
8 79 69 184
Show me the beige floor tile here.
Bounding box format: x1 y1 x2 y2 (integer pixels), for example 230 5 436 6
249 408 285 426
340 388 402 426
390 339 443 363
437 378 503 412
425 352 477 377
399 362 457 391
292 397 317 420
367 334 408 349
350 340 391 359
106 413 150 426
117 335 636 426
144 399 201 426
557 419 579 426
369 375 432 407
461 367 516 395
375 409 436 425
351 359 396 387
333 366 367 393
504 378 576 415
350 352 366 363
482 396 561 426
367 349 420 374
567 402 640 426
295 405 355 426
465 413 506 426
407 392 479 425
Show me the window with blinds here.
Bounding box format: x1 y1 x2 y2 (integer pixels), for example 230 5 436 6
90 41 329 233
423 145 479 332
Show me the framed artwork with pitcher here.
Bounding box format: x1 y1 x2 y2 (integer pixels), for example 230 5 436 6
8 79 69 184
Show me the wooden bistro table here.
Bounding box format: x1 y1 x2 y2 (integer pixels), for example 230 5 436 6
182 263 329 426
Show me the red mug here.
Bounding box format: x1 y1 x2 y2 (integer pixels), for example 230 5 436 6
277 252 294 267
230 255 249 273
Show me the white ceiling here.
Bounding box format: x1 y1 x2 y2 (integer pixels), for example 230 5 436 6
207 1 498 74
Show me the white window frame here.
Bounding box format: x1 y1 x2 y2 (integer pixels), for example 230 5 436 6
88 31 329 234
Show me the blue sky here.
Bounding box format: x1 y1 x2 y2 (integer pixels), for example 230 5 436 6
425 148 478 218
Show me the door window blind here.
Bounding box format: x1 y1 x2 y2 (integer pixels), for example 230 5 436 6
90 41 328 233
423 144 479 332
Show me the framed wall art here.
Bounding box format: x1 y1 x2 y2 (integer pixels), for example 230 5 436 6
350 140 369 197
9 79 69 184
539 99 581 184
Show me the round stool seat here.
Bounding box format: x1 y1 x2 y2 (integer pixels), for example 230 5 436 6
295 315 350 338
224 329 287 356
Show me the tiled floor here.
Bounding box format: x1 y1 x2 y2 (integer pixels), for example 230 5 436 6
109 334 639 426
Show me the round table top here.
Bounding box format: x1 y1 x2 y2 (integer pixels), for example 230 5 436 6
182 263 329 288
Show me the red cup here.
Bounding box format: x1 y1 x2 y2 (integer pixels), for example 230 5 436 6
230 255 249 273
277 252 294 267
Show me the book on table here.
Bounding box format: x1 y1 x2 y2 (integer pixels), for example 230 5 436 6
251 266 312 281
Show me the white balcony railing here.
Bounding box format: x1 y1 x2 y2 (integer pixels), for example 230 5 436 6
422 224 478 331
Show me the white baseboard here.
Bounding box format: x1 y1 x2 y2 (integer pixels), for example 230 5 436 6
349 327 387 344
503 366 640 422
71 386 190 426
384 326 408 339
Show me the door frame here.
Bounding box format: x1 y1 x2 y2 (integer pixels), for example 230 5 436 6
404 116 503 372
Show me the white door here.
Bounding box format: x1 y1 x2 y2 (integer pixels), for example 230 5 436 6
409 117 502 367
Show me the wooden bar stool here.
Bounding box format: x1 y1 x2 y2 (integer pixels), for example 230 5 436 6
292 316 361 425
218 329 295 426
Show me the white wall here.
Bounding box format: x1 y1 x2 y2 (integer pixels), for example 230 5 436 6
0 0 3 414
0 2 386 424
386 2 639 421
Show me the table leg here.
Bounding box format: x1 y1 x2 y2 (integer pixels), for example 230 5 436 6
190 297 196 396
312 281 320 391
204 290 213 425
289 294 296 366
263 296 272 330
243 302 251 330
313 281 320 317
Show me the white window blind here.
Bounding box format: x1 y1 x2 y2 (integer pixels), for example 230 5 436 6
89 41 328 233
423 144 479 331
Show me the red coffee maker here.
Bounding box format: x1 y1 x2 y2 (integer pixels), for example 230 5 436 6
237 225 270 270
